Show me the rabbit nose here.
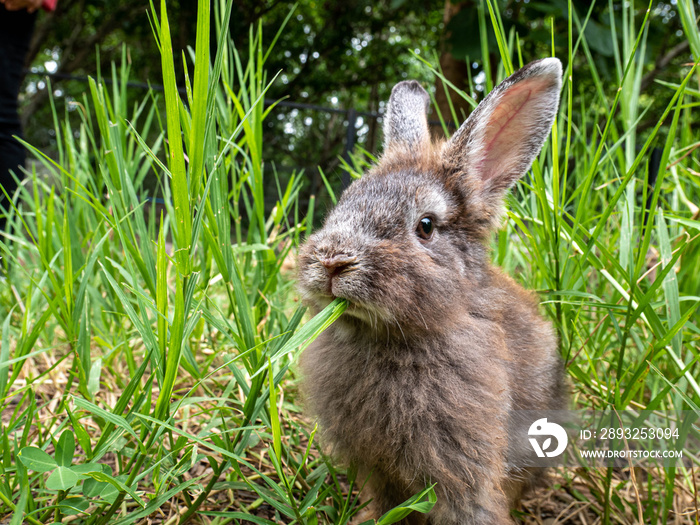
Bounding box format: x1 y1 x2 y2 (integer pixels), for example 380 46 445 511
319 254 356 279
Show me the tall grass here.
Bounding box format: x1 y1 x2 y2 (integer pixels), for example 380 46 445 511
0 0 354 522
484 0 700 522
0 0 699 523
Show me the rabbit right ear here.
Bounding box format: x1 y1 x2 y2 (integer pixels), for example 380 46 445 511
383 80 431 152
443 58 562 192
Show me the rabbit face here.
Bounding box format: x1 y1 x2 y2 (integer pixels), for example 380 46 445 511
298 168 472 333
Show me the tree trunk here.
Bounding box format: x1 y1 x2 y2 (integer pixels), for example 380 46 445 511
433 0 473 137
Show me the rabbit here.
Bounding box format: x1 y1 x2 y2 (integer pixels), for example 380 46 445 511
297 57 567 525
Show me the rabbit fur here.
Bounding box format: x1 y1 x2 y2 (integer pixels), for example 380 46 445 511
297 58 567 525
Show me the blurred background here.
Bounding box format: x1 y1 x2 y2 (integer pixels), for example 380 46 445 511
20 0 696 205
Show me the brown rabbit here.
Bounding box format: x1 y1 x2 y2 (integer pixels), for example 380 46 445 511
298 58 566 524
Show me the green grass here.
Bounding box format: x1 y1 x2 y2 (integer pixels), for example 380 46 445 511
1 0 699 523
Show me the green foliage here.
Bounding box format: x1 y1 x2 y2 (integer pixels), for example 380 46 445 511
2 0 700 524
2 1 372 522
17 432 133 521
369 486 437 525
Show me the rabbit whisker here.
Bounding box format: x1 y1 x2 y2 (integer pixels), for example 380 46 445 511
416 308 429 332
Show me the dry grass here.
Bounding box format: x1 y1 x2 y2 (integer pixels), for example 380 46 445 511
6 348 699 525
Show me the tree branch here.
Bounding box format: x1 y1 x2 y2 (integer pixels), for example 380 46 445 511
640 40 690 92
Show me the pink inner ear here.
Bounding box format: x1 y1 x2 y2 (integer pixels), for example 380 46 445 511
477 77 552 183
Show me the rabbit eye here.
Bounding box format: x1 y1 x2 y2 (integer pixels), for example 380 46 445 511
416 216 434 240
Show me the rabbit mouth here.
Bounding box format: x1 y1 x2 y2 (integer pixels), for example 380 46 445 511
327 295 390 324
304 288 387 325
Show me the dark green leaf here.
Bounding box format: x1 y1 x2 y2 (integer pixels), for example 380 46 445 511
46 466 80 491
18 447 57 473
55 430 75 467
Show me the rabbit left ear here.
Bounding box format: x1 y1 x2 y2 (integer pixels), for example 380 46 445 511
383 80 431 152
444 58 562 191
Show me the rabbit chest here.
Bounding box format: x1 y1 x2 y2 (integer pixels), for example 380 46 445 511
300 326 512 473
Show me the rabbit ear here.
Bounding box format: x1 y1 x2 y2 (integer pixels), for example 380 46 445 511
383 80 431 152
444 58 562 191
